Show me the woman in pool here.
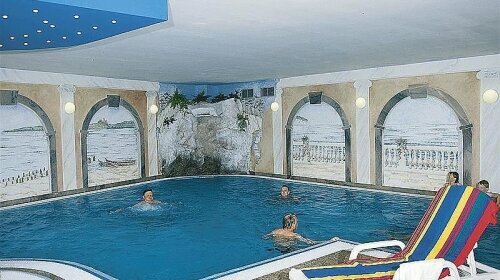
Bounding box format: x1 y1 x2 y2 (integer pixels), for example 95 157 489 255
443 171 460 188
280 185 290 198
135 188 160 206
269 213 315 245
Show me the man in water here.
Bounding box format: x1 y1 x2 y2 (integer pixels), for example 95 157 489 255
136 189 160 206
269 213 315 244
280 185 290 198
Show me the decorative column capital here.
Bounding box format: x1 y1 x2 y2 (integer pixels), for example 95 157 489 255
57 84 76 95
354 79 372 90
146 90 159 99
476 69 500 80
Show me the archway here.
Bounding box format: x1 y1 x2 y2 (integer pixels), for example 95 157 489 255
375 87 472 188
286 93 351 182
81 96 145 188
0 93 57 200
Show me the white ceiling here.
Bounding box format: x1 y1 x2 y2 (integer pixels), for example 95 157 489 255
0 0 499 83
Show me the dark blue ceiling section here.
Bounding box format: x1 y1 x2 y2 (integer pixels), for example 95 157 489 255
0 0 168 51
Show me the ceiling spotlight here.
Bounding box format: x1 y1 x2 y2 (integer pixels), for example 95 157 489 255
23 34 28 38
46 40 51 43
111 20 117 24
23 42 28 46
74 15 80 19
37 29 42 33
62 36 67 39
33 9 39 13
2 15 8 19
43 20 48 24
76 31 82 35
50 24 55 28
92 26 98 30
9 36 14 40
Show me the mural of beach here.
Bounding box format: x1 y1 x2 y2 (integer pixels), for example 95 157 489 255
0 105 51 201
86 106 140 187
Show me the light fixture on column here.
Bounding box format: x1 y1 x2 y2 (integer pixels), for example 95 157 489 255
149 104 159 114
356 97 366 109
64 102 75 114
271 101 279 112
483 89 498 104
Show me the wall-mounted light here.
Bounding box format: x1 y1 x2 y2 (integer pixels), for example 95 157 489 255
271 101 279 112
149 104 159 114
64 102 75 114
356 97 366 109
483 89 498 104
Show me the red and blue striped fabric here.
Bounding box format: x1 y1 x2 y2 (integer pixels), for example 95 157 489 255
300 185 498 280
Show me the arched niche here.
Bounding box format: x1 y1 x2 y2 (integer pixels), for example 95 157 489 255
375 86 472 186
285 93 352 182
81 96 145 188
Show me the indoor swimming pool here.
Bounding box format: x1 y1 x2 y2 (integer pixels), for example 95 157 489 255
0 176 498 279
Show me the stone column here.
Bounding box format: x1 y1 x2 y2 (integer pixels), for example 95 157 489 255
477 69 500 193
58 84 77 191
146 90 159 176
272 81 284 175
354 80 372 184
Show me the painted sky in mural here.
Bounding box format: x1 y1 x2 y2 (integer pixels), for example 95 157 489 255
292 103 344 144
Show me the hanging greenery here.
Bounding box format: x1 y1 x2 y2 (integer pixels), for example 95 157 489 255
237 113 249 131
192 90 210 104
168 89 189 110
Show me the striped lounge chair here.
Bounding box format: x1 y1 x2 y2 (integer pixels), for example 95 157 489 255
289 185 498 280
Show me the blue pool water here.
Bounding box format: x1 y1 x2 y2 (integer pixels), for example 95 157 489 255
0 176 498 279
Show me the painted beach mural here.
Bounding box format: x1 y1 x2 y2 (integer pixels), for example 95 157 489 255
0 104 51 201
86 106 140 187
291 103 346 181
382 96 461 190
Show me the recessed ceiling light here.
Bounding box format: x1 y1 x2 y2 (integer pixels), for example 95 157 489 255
2 15 8 19
9 36 14 40
62 36 67 39
111 20 117 24
33 9 39 13
43 20 48 24
92 26 98 30
23 34 28 38
76 31 82 35
74 15 80 19
23 42 28 46
37 29 42 33
46 40 51 43
50 24 55 28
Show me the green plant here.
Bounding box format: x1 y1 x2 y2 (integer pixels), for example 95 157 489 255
168 89 189 111
228 90 240 100
237 113 249 131
211 93 229 103
162 116 176 127
192 90 209 104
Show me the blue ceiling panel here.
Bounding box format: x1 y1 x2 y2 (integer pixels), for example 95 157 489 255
0 0 168 51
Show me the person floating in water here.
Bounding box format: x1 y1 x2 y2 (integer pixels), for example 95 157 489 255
268 213 315 245
135 188 160 206
280 185 290 198
109 189 161 213
443 171 460 188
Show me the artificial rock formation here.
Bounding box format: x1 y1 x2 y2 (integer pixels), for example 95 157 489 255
158 98 262 174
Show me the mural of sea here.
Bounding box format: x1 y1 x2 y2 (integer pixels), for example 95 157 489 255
86 107 140 186
292 124 344 144
384 124 460 147
0 129 49 180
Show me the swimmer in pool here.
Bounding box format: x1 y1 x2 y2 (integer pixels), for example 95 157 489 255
268 213 315 245
280 185 290 198
135 189 160 206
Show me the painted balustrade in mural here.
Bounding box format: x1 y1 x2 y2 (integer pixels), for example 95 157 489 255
292 143 346 163
383 144 460 172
